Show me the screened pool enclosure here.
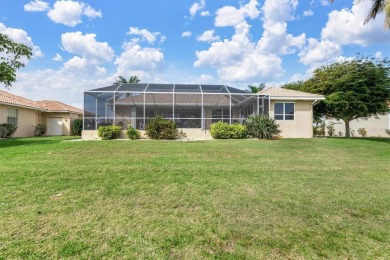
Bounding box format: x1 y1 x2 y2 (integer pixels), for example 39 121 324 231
84 84 270 130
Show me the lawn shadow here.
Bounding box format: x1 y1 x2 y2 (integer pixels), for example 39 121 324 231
0 136 79 148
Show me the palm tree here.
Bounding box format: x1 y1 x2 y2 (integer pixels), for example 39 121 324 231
114 75 141 85
247 83 265 93
331 0 390 29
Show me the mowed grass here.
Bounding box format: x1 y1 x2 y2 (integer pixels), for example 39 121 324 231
0 137 389 259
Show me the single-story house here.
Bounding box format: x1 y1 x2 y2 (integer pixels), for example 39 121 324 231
82 84 325 139
259 87 325 138
0 90 83 137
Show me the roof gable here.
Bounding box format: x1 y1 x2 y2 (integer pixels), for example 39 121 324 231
259 87 325 100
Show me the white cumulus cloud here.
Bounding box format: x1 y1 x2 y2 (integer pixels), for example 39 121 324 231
83 4 102 18
197 30 220 43
47 0 102 27
24 0 50 12
182 31 192 37
114 40 164 77
215 0 260 27
61 31 114 63
0 23 43 58
200 11 210 17
190 0 206 17
127 27 166 44
52 53 63 62
298 38 342 65
321 0 390 46
303 10 314 16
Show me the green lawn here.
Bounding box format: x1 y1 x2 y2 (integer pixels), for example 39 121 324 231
0 137 389 259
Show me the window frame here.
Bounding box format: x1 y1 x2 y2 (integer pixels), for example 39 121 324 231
7 108 19 126
274 102 295 121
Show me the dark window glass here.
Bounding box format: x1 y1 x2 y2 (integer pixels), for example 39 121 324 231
285 103 294 115
285 115 294 120
274 115 283 120
274 103 283 114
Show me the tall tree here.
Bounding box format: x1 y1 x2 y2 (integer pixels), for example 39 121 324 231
284 58 390 137
0 33 32 89
115 75 141 85
331 0 390 29
247 83 265 93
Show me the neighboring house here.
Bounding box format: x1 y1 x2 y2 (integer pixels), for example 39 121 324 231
0 90 83 137
83 84 324 139
324 109 390 137
258 87 325 138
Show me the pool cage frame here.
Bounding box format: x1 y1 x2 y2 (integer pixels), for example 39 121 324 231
83 83 270 131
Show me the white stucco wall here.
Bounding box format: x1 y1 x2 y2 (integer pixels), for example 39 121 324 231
325 113 390 137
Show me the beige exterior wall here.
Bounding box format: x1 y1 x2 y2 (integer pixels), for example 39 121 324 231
0 104 41 137
42 113 71 136
326 113 390 137
269 100 314 138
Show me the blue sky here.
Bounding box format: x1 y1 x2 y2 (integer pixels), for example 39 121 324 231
1 0 389 108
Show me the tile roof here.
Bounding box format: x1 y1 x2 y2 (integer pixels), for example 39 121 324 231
259 87 325 100
36 100 83 114
0 90 82 114
0 90 41 109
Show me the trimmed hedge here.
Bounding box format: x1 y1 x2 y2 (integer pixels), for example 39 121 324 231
210 121 247 139
97 125 121 140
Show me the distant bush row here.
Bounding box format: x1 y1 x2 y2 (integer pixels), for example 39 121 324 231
210 115 281 140
97 115 281 140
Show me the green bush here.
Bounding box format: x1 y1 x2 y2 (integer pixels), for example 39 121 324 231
210 121 231 139
357 128 367 137
245 115 281 140
210 121 247 139
230 123 247 139
34 124 47 137
145 116 178 140
126 125 141 140
97 125 121 140
0 123 17 138
326 122 335 137
73 119 83 135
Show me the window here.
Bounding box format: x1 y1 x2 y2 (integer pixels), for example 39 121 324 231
7 108 18 126
274 102 294 120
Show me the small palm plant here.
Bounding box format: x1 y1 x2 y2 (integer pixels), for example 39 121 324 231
245 114 281 139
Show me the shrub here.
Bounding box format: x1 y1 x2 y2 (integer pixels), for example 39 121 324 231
34 124 47 137
97 125 121 140
210 122 247 139
245 115 281 140
350 129 355 137
385 129 390 135
326 122 335 137
73 119 83 135
126 125 140 140
210 121 231 139
313 122 325 136
357 128 367 137
145 116 178 140
0 123 17 138
230 123 247 139
338 131 343 137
